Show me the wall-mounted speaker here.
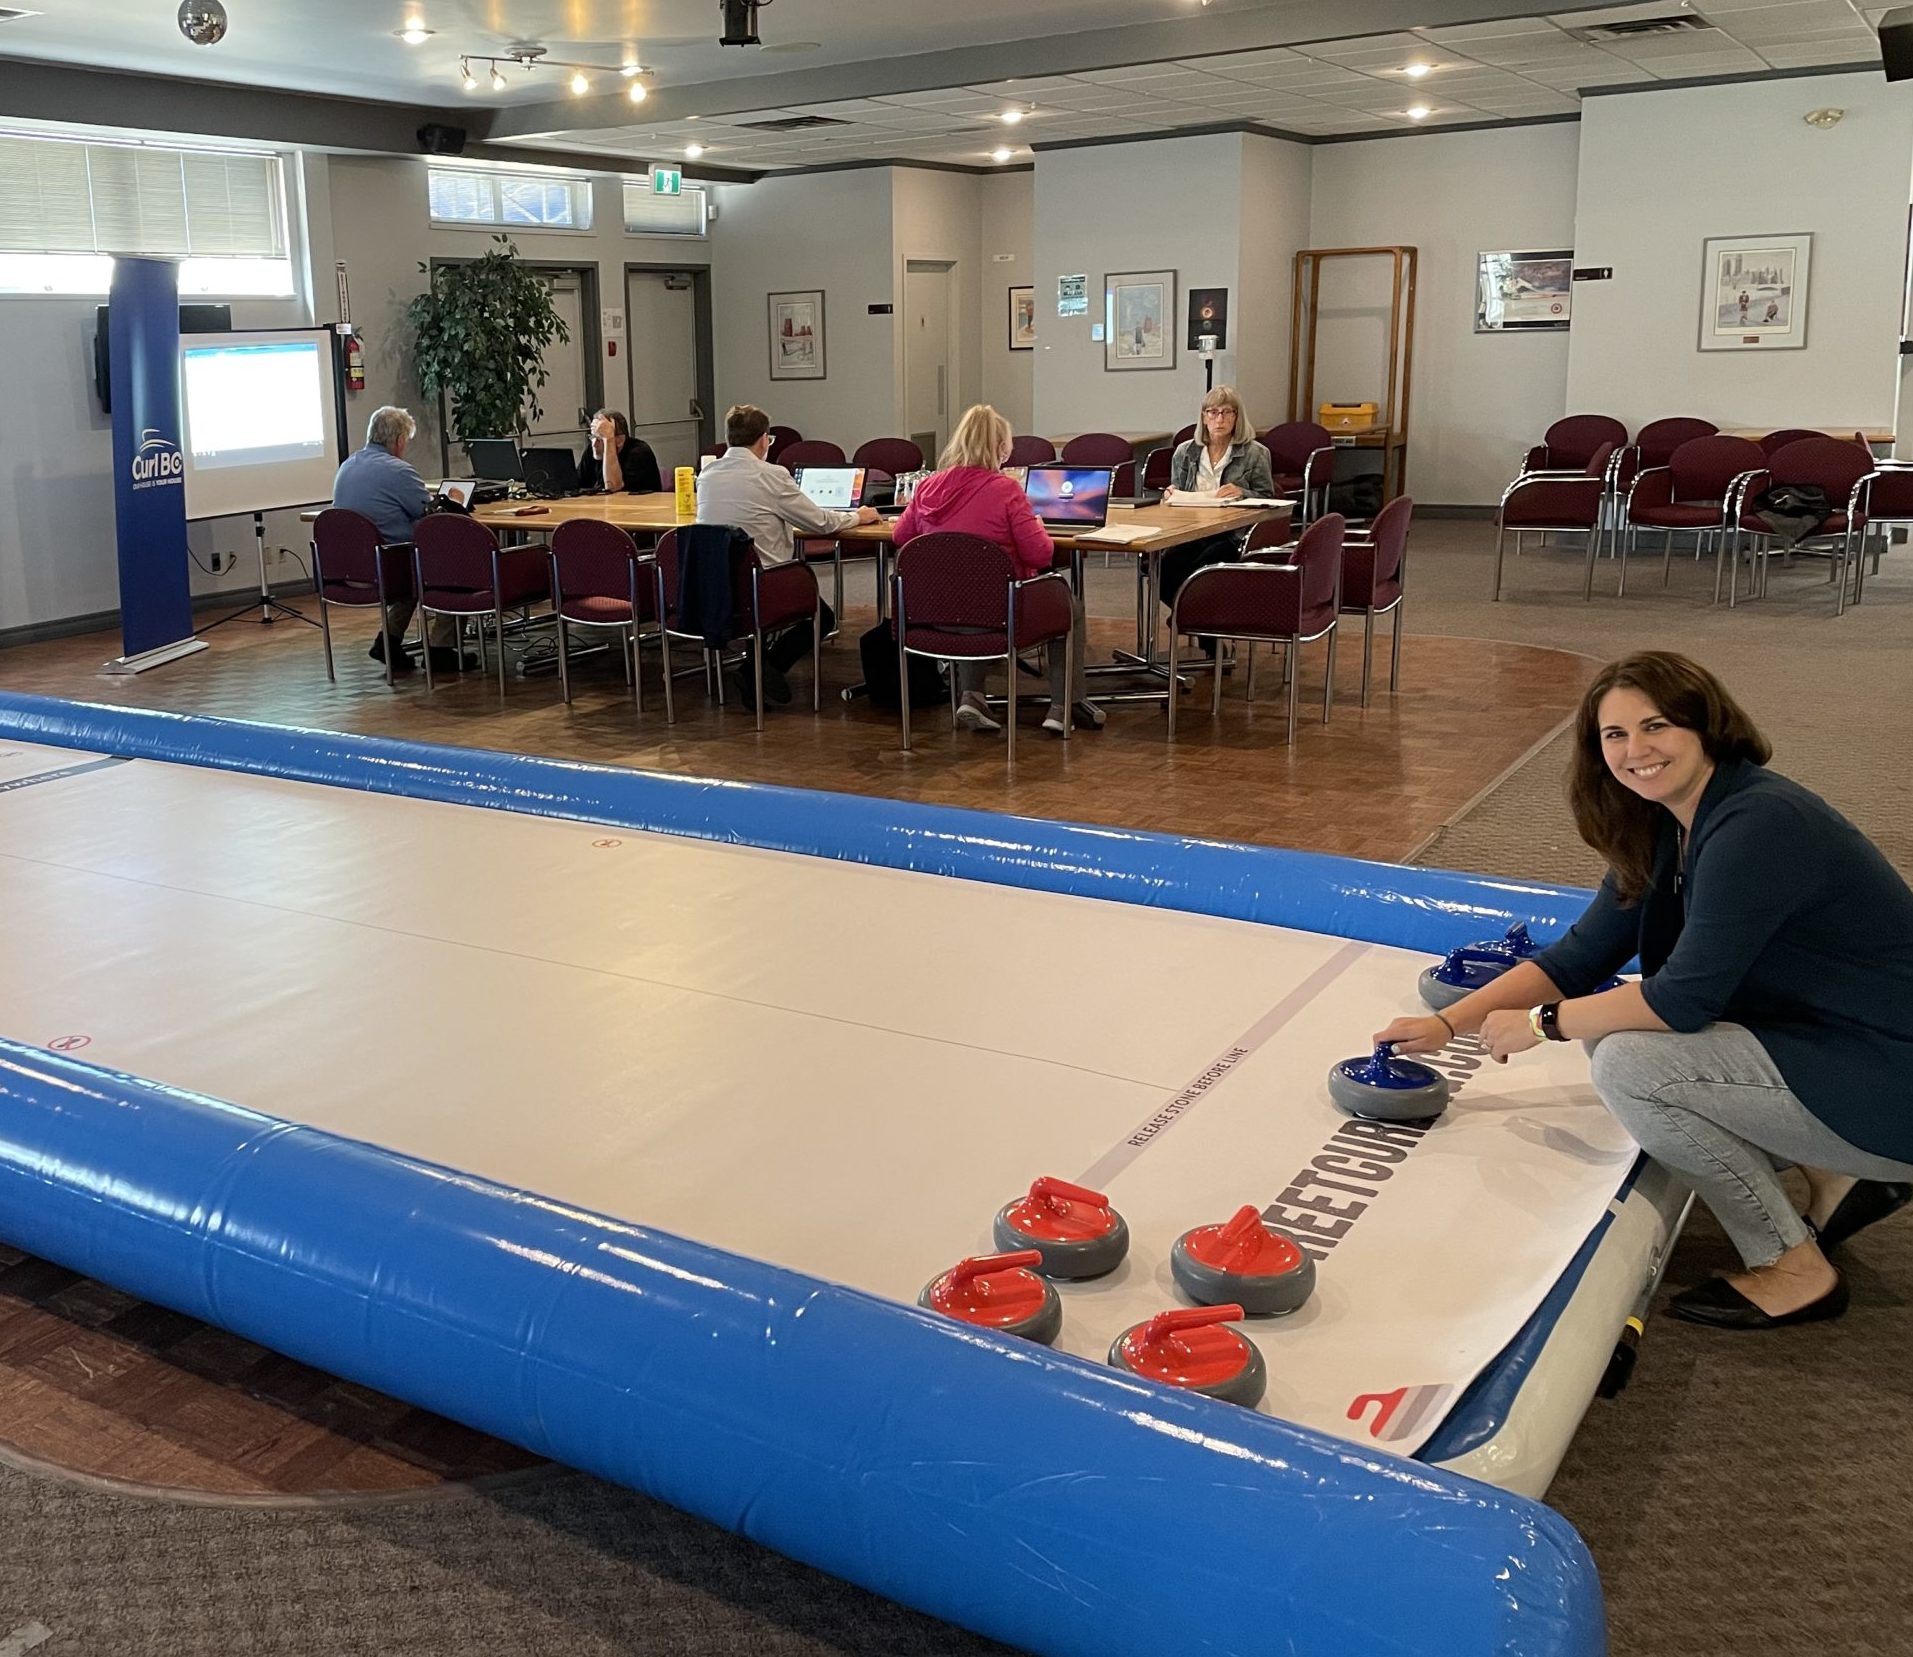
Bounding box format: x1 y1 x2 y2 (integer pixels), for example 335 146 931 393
416 123 468 155
1881 8 1913 82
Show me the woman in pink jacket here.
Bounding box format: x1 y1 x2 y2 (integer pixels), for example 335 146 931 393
893 404 1099 735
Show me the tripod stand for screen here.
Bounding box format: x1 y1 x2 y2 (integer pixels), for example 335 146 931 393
196 510 319 633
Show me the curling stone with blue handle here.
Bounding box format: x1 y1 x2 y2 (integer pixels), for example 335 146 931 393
1328 1043 1450 1122
1418 921 1538 1011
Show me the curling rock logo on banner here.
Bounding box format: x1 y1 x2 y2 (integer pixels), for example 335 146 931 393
131 428 184 492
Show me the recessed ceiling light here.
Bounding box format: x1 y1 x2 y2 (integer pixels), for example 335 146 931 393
999 107 1025 125
1402 62 1432 79
620 61 643 77
1406 104 1431 120
991 145 1015 162
627 79 648 103
396 25 434 44
685 143 705 159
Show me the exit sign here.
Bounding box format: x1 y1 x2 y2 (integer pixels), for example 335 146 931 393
650 166 682 196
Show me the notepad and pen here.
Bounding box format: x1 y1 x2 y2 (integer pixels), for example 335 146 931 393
1073 522 1158 545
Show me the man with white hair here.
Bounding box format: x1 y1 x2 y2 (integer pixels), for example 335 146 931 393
330 405 465 672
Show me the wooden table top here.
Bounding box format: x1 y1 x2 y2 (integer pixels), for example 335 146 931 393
472 495 1282 554
1717 426 1895 445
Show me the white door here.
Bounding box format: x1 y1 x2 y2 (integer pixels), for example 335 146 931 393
523 273 588 452
903 260 955 460
626 270 702 478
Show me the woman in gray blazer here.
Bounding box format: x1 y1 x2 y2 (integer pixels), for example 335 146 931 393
1158 387 1276 633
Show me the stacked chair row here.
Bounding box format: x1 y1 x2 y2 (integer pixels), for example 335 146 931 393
1498 414 1899 612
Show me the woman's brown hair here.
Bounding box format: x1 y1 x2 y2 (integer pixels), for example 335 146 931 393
1568 651 1772 900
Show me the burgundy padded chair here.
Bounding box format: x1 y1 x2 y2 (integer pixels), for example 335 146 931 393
1173 424 1197 446
1522 414 1628 475
1261 422 1337 522
1630 417 1718 472
1241 515 1295 559
1725 438 1876 612
549 518 660 714
1007 434 1056 466
1493 443 1614 601
411 514 551 695
853 436 925 481
653 528 823 730
310 507 412 687
1338 495 1411 705
1852 464 1913 605
779 439 847 473
1141 446 1173 497
892 532 1076 766
1618 435 1762 597
1168 513 1345 746
764 425 803 466
1758 428 1823 457
1060 432 1132 466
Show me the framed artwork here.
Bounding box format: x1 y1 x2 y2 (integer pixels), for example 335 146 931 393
1008 285 1036 350
1186 286 1228 350
1105 269 1175 371
768 289 825 380
1699 233 1812 351
1475 250 1572 332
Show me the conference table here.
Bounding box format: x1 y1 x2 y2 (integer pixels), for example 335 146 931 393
472 493 1287 690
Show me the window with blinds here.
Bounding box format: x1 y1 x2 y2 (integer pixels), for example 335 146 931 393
427 167 592 230
622 181 707 238
0 134 285 258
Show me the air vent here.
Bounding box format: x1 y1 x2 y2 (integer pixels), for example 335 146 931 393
1569 14 1718 43
731 114 850 132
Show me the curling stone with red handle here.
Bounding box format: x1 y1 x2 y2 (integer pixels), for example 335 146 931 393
918 1250 1063 1345
1171 1205 1315 1317
993 1176 1130 1279
1106 1305 1266 1408
1328 1042 1450 1122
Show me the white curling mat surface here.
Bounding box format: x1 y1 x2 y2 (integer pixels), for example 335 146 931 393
0 742 1638 1459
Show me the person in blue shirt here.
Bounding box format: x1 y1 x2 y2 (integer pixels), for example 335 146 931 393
1380 651 1913 1330
330 405 466 673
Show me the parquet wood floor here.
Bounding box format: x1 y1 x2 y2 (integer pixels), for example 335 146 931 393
0 600 1592 1499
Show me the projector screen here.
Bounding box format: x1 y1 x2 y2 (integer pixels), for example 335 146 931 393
179 329 347 520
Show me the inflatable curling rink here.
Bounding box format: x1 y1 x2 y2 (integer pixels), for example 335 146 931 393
0 691 1688 1657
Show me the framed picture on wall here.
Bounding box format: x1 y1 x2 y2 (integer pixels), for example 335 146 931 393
1104 270 1176 371
1699 233 1811 351
1475 250 1572 332
768 290 826 380
1008 286 1036 350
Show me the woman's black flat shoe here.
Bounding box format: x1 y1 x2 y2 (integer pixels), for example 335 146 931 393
1668 1273 1849 1329
1815 1180 1913 1253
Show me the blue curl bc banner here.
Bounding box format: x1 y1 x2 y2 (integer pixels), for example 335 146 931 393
106 257 204 673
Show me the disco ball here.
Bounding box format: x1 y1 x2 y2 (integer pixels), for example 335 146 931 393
177 0 229 46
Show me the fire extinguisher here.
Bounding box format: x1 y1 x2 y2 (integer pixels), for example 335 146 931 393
344 330 366 393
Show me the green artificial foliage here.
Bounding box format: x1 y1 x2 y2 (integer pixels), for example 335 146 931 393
406 235 571 440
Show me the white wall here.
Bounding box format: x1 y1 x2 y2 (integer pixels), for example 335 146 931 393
1236 133 1314 438
891 167 982 451
979 169 1034 431
1031 134 1247 438
709 169 895 449
1309 123 1580 506
1567 73 1913 433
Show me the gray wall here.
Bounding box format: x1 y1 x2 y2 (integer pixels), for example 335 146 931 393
979 170 1035 432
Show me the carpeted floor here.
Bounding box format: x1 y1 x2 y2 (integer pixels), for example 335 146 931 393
4 520 1911 1656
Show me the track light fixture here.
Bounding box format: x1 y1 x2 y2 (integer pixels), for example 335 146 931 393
456 43 652 99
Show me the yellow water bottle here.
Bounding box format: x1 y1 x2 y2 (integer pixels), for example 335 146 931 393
674 465 697 522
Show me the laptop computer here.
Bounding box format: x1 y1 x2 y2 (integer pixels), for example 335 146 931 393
794 466 868 511
1023 465 1114 530
465 438 523 483
520 446 582 497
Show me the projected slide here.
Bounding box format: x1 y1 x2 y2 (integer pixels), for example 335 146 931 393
183 341 327 470
177 329 346 520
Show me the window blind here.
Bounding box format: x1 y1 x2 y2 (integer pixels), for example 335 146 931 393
622 181 706 238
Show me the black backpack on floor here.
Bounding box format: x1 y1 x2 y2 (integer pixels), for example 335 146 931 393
858 620 947 710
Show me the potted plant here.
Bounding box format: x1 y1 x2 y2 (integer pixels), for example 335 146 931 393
407 234 571 444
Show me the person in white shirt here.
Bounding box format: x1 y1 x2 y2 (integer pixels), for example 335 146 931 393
695 403 878 707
